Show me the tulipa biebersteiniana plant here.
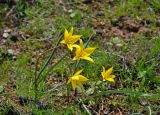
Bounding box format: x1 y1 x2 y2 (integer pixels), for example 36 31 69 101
101 66 116 82
34 27 116 103
95 66 116 92
60 27 95 92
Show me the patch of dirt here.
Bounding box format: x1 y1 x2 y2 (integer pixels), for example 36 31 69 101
93 16 155 43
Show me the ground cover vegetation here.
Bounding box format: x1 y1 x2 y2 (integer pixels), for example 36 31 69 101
0 0 160 114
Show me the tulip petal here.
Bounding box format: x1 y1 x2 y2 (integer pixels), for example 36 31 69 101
67 78 71 84
105 67 113 76
102 66 105 71
72 44 79 48
105 78 115 82
71 75 79 80
84 48 95 56
74 69 83 76
67 46 72 51
79 75 88 81
60 40 65 44
81 51 88 57
71 81 77 90
69 27 73 37
73 56 78 61
109 75 116 79
75 46 82 57
101 72 105 80
77 81 83 88
64 29 69 40
79 39 84 48
101 66 106 79
69 35 81 44
81 56 94 63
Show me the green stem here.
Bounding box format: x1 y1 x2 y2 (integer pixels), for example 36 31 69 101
84 33 94 48
34 81 38 101
36 34 63 82
34 55 39 101
43 51 69 81
34 33 63 101
73 59 80 74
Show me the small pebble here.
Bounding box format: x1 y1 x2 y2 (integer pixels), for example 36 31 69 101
10 32 18 42
7 49 14 55
19 96 28 105
109 0 115 4
97 11 105 16
4 29 11 33
3 32 9 38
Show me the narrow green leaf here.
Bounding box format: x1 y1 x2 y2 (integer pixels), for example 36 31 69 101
96 89 143 97
0 85 4 93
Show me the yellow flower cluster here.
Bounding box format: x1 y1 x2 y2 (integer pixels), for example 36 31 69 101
60 27 95 63
61 27 116 90
67 69 88 90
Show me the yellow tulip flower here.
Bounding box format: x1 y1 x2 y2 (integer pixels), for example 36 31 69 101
60 27 81 51
101 66 116 82
73 39 95 62
67 69 88 90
